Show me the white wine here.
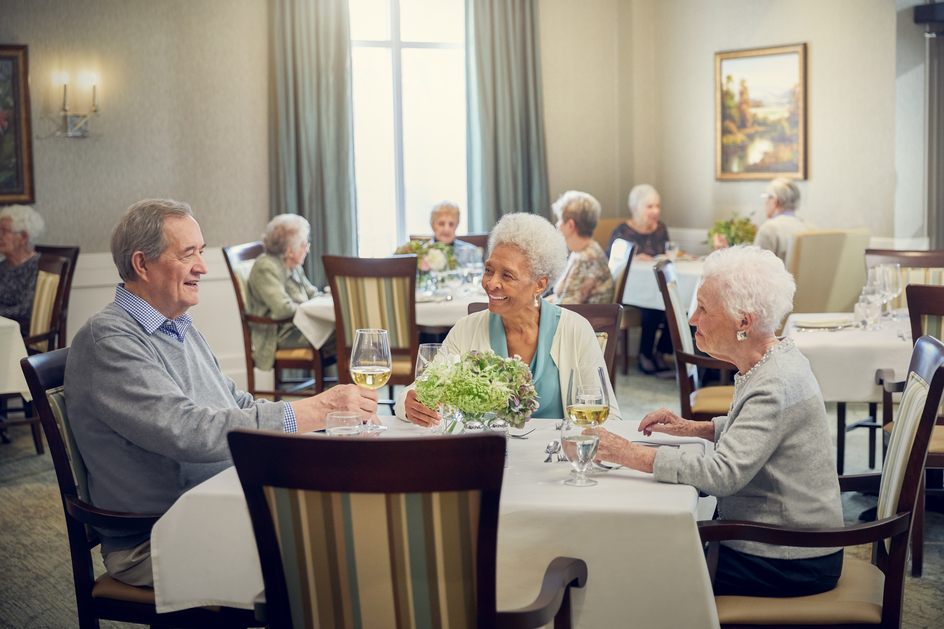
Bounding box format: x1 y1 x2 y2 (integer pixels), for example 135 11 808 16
351 366 392 389
566 405 609 426
561 435 600 464
326 426 361 437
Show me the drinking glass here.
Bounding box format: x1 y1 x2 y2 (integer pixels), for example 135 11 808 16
882 264 903 321
350 329 392 432
859 291 882 331
560 419 599 487
664 241 679 261
865 268 889 329
415 343 443 434
444 269 464 297
326 411 362 437
566 368 610 473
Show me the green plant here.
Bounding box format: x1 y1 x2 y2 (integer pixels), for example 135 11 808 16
395 240 458 272
707 213 758 249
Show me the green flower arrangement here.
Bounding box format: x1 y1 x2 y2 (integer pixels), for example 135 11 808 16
395 240 458 272
415 349 538 429
707 213 758 249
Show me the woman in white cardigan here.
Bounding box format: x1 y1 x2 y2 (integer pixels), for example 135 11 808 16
396 213 621 426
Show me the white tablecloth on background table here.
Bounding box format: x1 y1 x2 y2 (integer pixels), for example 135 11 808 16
0 316 31 401
151 418 719 628
293 293 490 349
784 313 913 403
621 258 704 312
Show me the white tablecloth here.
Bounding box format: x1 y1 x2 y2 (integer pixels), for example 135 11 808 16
622 258 704 312
293 293 489 349
785 313 913 403
151 418 719 628
0 316 31 401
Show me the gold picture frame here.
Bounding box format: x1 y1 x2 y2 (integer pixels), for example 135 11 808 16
715 44 806 180
0 44 35 203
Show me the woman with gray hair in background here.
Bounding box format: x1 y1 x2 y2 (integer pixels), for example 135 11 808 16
595 246 843 598
396 212 621 425
247 214 326 372
0 204 46 336
713 177 815 264
549 190 614 304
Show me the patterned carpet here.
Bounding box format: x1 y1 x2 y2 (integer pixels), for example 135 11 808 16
1 369 942 628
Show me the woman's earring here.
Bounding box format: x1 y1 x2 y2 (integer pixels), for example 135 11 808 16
736 330 747 341
534 296 540 307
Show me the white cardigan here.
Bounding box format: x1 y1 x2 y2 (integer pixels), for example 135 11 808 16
395 307 622 421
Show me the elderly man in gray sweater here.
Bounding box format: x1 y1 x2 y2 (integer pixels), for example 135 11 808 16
65 199 378 588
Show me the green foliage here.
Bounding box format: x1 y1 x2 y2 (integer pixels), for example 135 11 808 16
395 240 458 272
708 214 758 249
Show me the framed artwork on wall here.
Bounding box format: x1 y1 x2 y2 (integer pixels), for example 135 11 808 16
0 44 35 203
715 43 806 181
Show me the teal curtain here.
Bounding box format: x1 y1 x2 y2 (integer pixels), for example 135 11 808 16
466 0 551 231
270 0 357 286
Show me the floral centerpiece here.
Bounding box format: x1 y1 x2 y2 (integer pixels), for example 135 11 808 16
396 240 458 273
707 213 758 249
415 349 539 429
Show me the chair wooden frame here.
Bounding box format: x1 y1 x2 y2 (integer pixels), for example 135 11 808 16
607 239 640 375
35 244 80 348
700 335 944 629
409 233 490 250
228 429 588 629
21 349 261 629
654 260 737 422
222 242 335 400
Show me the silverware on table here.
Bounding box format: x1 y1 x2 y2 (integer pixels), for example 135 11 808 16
544 440 559 463
510 428 537 439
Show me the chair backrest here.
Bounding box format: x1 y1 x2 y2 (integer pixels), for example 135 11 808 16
608 239 634 306
35 245 80 347
654 260 695 367
222 243 266 394
905 284 944 342
322 254 419 384
593 218 623 252
228 429 505 629
409 233 490 252
29 253 70 353
864 249 944 310
788 229 871 313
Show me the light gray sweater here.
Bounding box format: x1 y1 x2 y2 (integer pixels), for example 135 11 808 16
65 303 286 552
653 338 843 559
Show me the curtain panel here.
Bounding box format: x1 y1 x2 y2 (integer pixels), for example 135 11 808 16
270 0 357 286
466 0 551 232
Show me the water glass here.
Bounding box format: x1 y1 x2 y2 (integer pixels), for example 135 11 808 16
326 411 362 437
858 292 882 331
882 264 903 320
560 419 599 487
664 241 679 260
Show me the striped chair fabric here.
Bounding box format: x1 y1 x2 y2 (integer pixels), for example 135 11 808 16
45 387 90 504
665 278 696 378
889 267 944 310
28 270 61 352
333 276 414 349
918 313 944 340
266 486 481 629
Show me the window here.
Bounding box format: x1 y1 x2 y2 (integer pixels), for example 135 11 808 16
349 0 467 258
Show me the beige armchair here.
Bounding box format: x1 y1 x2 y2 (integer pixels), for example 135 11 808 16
787 228 871 314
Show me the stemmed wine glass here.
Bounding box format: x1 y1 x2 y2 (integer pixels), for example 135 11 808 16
566 368 611 472
350 329 391 433
865 268 888 330
560 419 600 487
443 270 464 298
882 264 903 321
415 343 443 434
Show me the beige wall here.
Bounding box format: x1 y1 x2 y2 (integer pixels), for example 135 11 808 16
0 0 271 253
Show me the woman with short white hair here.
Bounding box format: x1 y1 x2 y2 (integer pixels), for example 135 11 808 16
595 245 844 598
549 190 614 304
0 204 46 336
396 212 621 424
713 177 815 264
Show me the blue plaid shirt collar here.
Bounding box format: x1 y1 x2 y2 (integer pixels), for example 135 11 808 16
115 284 193 342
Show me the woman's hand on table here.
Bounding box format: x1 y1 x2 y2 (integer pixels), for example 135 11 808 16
638 407 715 441
595 427 656 474
404 389 441 428
635 253 654 262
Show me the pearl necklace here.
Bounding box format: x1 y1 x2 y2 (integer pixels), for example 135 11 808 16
733 337 794 389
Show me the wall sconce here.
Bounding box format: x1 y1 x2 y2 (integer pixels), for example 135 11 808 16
57 71 99 138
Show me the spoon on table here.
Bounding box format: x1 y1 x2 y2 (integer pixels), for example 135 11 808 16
544 440 559 463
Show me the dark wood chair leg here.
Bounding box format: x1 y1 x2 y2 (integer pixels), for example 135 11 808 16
553 587 573 629
913 473 925 577
313 356 324 395
621 328 629 375
837 402 846 475
274 367 282 402
868 402 877 470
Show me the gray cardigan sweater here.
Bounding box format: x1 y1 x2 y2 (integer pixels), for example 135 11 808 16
65 303 286 552
653 338 843 559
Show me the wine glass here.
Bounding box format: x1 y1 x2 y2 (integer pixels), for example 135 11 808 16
350 329 391 432
864 269 888 330
560 419 599 487
664 241 679 261
325 411 362 437
882 264 903 321
565 368 611 473
444 270 464 298
415 343 443 434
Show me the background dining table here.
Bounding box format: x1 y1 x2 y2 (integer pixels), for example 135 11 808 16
150 418 719 628
0 316 31 402
622 257 703 312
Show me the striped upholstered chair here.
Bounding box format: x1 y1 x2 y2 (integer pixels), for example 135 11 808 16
700 335 944 628
323 254 420 395
228 429 588 629
864 249 944 311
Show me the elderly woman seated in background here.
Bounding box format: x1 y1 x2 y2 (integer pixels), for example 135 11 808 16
713 177 815 264
247 214 325 371
548 191 614 304
0 204 46 336
397 201 482 265
396 213 620 425
595 246 843 598
606 184 673 376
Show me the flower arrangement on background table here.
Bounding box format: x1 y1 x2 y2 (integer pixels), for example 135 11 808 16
415 349 538 430
396 240 459 292
707 213 758 249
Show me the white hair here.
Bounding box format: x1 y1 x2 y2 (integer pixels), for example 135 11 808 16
262 214 310 257
487 213 568 286
551 190 601 238
701 245 795 336
628 184 659 214
766 177 800 212
0 205 45 247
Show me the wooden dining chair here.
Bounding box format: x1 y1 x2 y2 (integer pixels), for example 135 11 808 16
322 254 419 405
700 334 944 628
654 260 736 422
409 233 490 251
20 349 262 629
228 429 588 629
222 242 335 399
607 238 643 374
35 245 80 348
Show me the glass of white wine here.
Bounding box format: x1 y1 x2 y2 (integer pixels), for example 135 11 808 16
350 329 392 433
565 368 610 472
560 419 599 487
325 411 362 437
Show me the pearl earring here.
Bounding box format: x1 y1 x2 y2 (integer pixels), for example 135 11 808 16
736 330 747 341
534 296 540 307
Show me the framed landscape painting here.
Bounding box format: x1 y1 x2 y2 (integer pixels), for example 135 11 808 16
0 45 35 203
715 44 806 180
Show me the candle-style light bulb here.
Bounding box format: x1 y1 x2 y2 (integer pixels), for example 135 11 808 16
61 72 69 112
90 73 99 111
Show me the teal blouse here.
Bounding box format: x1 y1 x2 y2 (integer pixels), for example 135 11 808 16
488 299 563 419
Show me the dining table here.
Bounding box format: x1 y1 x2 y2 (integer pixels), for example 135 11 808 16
0 316 31 403
293 291 489 350
150 417 719 628
622 257 704 312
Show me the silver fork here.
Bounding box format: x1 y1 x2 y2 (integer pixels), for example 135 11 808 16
510 428 536 439
555 420 563 430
